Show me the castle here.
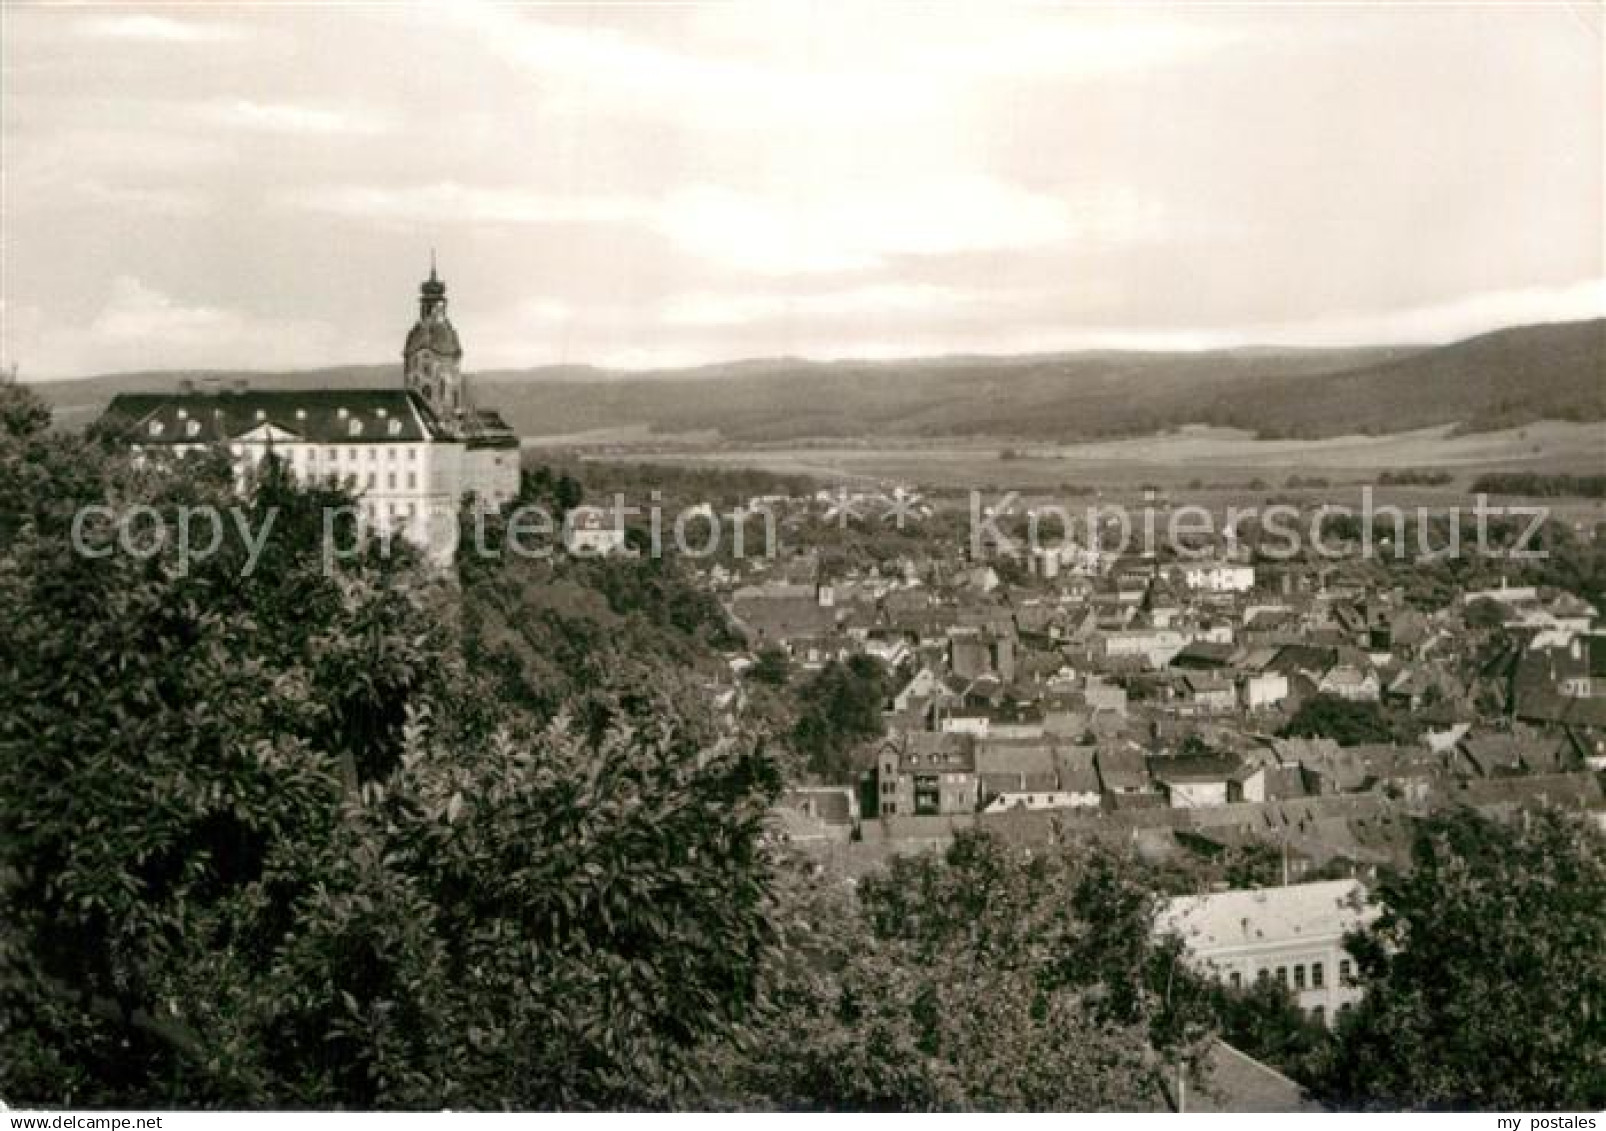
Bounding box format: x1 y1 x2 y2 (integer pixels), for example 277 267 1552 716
104 264 520 556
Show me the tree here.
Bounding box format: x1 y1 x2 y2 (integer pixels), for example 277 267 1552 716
1320 808 1606 1111
1280 694 1395 747
707 831 1212 1109
0 383 52 440
0 422 782 1108
748 646 790 688
1204 978 1332 1087
792 655 890 781
1463 597 1509 630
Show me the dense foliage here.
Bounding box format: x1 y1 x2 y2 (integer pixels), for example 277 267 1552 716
707 830 1211 1110
7 384 1601 1111
1470 471 1606 498
1320 808 1606 1111
792 655 892 781
1280 695 1402 746
0 387 780 1107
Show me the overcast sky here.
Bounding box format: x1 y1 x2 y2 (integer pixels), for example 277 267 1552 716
2 2 1601 379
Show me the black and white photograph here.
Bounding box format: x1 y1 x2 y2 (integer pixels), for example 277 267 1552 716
1 0 1603 1120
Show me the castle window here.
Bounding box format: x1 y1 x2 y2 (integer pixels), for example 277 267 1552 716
388 419 402 436
337 407 349 419
148 420 165 437
407 472 417 489
255 410 266 421
348 419 364 437
387 472 396 489
186 420 201 437
406 448 417 461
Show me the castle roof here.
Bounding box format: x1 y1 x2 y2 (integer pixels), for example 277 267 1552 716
106 388 445 444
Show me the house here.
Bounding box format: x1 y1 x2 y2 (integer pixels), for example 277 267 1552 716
948 633 1016 681
1170 641 1238 670
1166 1041 1323 1112
1095 742 1154 800
564 505 629 556
1180 673 1238 713
892 667 944 713
1179 562 1256 593
773 787 859 843
1318 663 1381 702
1240 671 1290 711
727 586 839 652
1455 732 1572 778
875 732 978 817
1083 675 1129 716
1148 754 1241 808
1102 628 1191 669
977 743 1102 812
1156 879 1378 1027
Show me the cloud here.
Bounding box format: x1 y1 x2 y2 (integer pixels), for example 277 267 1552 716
657 179 1160 275
90 277 244 344
4 278 355 378
76 14 237 43
434 4 937 131
1225 277 1606 349
198 100 387 137
658 283 986 327
430 6 1237 133
291 175 1125 275
912 19 1240 80
76 180 210 217
292 183 647 227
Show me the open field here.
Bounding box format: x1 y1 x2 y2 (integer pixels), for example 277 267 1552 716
556 422 1606 528
567 422 1606 489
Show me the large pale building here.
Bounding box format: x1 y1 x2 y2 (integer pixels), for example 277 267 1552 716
1156 879 1378 1027
105 265 520 556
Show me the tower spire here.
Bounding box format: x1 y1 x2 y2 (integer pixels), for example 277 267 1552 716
429 247 438 283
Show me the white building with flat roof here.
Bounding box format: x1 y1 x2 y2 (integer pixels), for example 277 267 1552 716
1156 879 1378 1027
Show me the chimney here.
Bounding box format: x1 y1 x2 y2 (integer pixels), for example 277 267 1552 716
177 378 196 395
201 377 222 395
232 377 249 395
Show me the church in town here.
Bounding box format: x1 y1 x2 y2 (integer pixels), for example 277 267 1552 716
103 264 521 555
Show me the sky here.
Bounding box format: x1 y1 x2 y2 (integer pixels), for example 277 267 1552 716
2 2 1602 380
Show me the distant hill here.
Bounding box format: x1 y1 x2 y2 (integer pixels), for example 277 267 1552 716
28 318 1604 442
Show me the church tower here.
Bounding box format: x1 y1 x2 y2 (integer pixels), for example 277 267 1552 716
403 258 466 424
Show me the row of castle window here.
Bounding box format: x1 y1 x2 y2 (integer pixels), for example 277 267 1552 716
232 444 418 463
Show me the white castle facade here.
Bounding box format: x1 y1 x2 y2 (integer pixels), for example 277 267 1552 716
106 265 521 556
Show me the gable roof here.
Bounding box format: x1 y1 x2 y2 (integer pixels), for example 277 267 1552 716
1168 1041 1324 1113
